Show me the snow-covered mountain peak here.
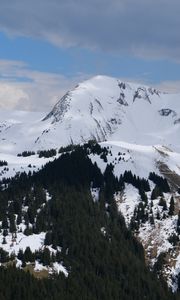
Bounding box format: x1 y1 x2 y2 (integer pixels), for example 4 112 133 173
40 76 180 150
43 75 164 124
0 75 179 155
44 76 162 125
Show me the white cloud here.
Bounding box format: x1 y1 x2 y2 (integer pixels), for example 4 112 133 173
0 83 29 110
0 59 180 112
0 0 180 61
0 60 86 112
156 80 180 93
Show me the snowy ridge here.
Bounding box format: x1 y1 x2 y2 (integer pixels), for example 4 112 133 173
0 75 180 182
41 75 180 150
0 75 180 154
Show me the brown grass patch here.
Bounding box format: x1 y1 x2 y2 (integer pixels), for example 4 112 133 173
23 264 49 279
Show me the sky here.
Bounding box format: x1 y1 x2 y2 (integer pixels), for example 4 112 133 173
0 0 180 111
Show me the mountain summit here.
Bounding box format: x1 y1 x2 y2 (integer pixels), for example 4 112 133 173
0 75 180 153
41 75 180 150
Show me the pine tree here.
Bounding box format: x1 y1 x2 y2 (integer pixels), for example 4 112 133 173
151 185 163 200
2 216 8 229
158 197 167 211
9 214 16 233
17 249 24 261
177 210 180 234
149 213 155 225
3 229 8 237
24 247 34 262
41 248 51 266
169 196 175 216
44 231 52 245
139 189 148 205
156 210 160 220
130 216 139 231
2 237 6 244
17 213 22 225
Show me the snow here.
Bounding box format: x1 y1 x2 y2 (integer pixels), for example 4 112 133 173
16 259 22 268
0 76 179 289
0 228 68 277
91 187 100 202
116 183 180 292
34 260 46 272
46 190 52 202
34 261 68 277
0 76 180 182
0 75 180 154
115 184 140 225
100 227 106 236
0 232 46 255
171 254 180 292
53 262 68 277
0 151 60 181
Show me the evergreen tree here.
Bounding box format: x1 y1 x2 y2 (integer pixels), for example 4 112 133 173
169 196 175 216
2 216 8 229
177 210 180 235
3 229 8 237
149 213 155 225
139 189 148 205
16 213 22 225
0 144 176 300
9 214 16 233
17 249 24 261
158 197 167 211
44 231 52 245
41 248 51 266
24 247 34 263
151 185 163 200
2 237 7 244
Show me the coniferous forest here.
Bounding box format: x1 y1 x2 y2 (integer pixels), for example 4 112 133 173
0 144 178 300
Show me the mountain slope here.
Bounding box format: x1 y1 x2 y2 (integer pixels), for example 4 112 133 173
0 75 180 182
41 75 180 150
0 75 180 154
0 146 175 300
0 76 180 294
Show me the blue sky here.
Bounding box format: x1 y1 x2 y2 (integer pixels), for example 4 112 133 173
1 31 180 83
0 0 180 111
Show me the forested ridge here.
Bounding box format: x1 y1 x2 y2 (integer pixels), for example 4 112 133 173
0 143 178 300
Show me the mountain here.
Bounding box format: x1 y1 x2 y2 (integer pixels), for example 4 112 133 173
0 76 180 297
1 75 180 154
42 75 180 151
0 75 180 181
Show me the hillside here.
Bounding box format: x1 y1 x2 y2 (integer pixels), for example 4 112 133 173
0 76 180 183
0 145 176 300
0 76 179 297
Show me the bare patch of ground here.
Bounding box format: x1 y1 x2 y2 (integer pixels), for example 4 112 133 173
156 161 180 191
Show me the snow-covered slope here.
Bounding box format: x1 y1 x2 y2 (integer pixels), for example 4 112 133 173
0 75 180 182
1 75 180 154
0 109 45 154
116 182 180 292
41 75 180 151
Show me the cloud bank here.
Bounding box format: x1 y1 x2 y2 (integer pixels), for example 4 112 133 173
0 0 179 61
0 60 85 111
0 59 180 113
